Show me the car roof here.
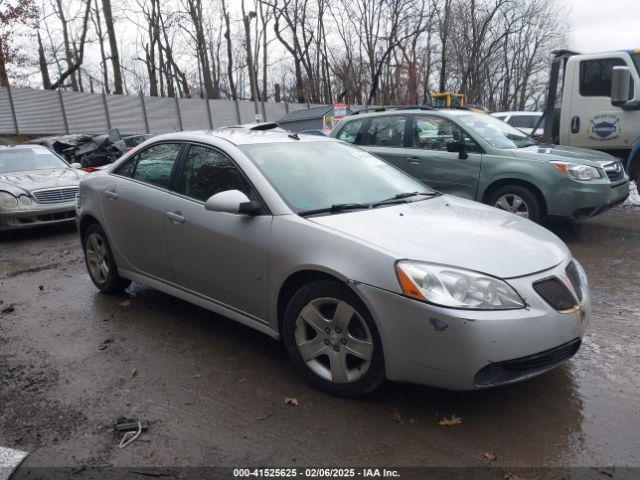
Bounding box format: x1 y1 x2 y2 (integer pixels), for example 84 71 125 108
147 129 337 146
343 108 478 120
492 111 542 116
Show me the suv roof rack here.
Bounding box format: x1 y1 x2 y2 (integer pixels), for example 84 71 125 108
352 105 435 115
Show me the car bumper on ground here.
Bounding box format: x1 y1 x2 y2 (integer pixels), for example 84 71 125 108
354 260 590 390
548 178 630 219
0 201 77 231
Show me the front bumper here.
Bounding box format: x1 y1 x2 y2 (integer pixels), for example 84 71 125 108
547 178 630 219
0 201 76 231
354 260 590 390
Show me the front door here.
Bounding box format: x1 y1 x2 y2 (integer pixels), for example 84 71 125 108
399 115 483 199
163 144 272 321
101 142 182 280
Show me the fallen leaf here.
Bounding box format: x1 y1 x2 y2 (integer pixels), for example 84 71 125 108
438 415 462 426
131 368 138 378
391 409 403 424
484 452 497 461
119 300 132 307
1 305 15 314
284 397 299 406
193 374 201 380
118 388 130 396
598 469 614 478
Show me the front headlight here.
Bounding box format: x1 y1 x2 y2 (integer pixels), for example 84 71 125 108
396 260 525 310
0 191 18 209
550 161 601 181
18 195 33 207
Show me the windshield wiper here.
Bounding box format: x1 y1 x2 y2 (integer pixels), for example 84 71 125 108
371 191 439 207
298 203 371 217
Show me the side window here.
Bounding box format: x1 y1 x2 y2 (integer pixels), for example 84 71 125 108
508 115 538 129
118 143 181 189
115 157 136 178
412 116 480 153
179 145 253 202
336 119 364 144
580 58 634 98
363 116 407 147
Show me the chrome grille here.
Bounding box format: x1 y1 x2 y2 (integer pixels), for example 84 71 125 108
32 187 79 204
603 161 624 182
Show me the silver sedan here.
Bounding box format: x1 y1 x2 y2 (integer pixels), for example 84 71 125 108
0 145 83 231
77 130 590 396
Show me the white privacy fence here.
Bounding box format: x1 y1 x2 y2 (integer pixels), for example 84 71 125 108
0 86 321 136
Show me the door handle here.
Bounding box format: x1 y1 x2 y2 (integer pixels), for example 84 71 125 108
166 211 185 224
105 190 118 200
570 116 580 134
408 156 422 165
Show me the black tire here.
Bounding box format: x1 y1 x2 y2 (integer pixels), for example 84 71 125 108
488 184 543 223
82 223 131 294
282 280 385 397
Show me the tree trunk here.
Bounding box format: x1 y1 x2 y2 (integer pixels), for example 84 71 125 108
37 32 52 89
101 0 123 94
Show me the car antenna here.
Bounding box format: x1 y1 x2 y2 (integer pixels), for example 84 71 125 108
288 133 300 140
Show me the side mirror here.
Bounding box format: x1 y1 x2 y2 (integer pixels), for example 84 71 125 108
204 190 260 216
611 66 631 107
446 140 469 159
70 162 82 169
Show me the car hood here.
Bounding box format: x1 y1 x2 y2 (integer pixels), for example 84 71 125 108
509 144 618 167
0 169 83 195
309 195 570 279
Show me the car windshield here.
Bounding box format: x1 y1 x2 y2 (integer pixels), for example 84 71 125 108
239 141 433 213
0 148 68 174
458 113 537 148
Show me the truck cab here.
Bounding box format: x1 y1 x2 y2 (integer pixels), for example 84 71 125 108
543 49 640 190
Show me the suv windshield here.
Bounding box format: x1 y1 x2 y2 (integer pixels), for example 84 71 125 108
458 113 537 149
632 52 640 77
0 148 68 174
239 141 433 213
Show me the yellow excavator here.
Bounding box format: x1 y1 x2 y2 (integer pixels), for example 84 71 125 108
431 92 488 113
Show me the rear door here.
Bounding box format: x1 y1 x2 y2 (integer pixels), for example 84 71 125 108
398 115 483 199
358 114 409 166
101 143 183 280
163 144 272 320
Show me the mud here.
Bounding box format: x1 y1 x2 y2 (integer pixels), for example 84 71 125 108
0 206 639 471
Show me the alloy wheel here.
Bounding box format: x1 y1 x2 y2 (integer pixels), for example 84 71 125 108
295 297 373 384
85 233 110 284
494 194 530 218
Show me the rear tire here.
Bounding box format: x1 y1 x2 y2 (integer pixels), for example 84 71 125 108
489 184 542 223
282 281 385 397
82 223 130 294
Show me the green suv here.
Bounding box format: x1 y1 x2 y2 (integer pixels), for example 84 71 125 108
330 107 630 222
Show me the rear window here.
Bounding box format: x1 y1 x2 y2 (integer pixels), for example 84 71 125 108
507 115 544 129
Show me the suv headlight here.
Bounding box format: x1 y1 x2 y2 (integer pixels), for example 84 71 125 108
396 260 525 310
0 191 18 209
550 161 601 181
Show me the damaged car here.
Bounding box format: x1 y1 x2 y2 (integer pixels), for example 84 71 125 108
77 130 590 396
26 129 126 171
0 145 84 231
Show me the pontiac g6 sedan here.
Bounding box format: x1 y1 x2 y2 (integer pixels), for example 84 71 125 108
77 130 590 396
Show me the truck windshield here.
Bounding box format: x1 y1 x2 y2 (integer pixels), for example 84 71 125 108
458 113 537 149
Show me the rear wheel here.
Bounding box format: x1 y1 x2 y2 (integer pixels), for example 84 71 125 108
489 185 542 223
82 223 130 294
282 281 385 397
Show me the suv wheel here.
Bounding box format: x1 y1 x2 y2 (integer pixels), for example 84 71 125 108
282 281 385 397
489 185 542 223
83 223 131 294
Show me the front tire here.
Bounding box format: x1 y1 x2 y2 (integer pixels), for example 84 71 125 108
489 184 542 223
282 281 385 397
82 223 131 294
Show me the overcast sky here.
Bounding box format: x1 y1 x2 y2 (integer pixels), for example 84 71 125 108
566 0 640 52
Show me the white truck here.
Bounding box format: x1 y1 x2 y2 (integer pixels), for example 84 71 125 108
542 49 640 194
